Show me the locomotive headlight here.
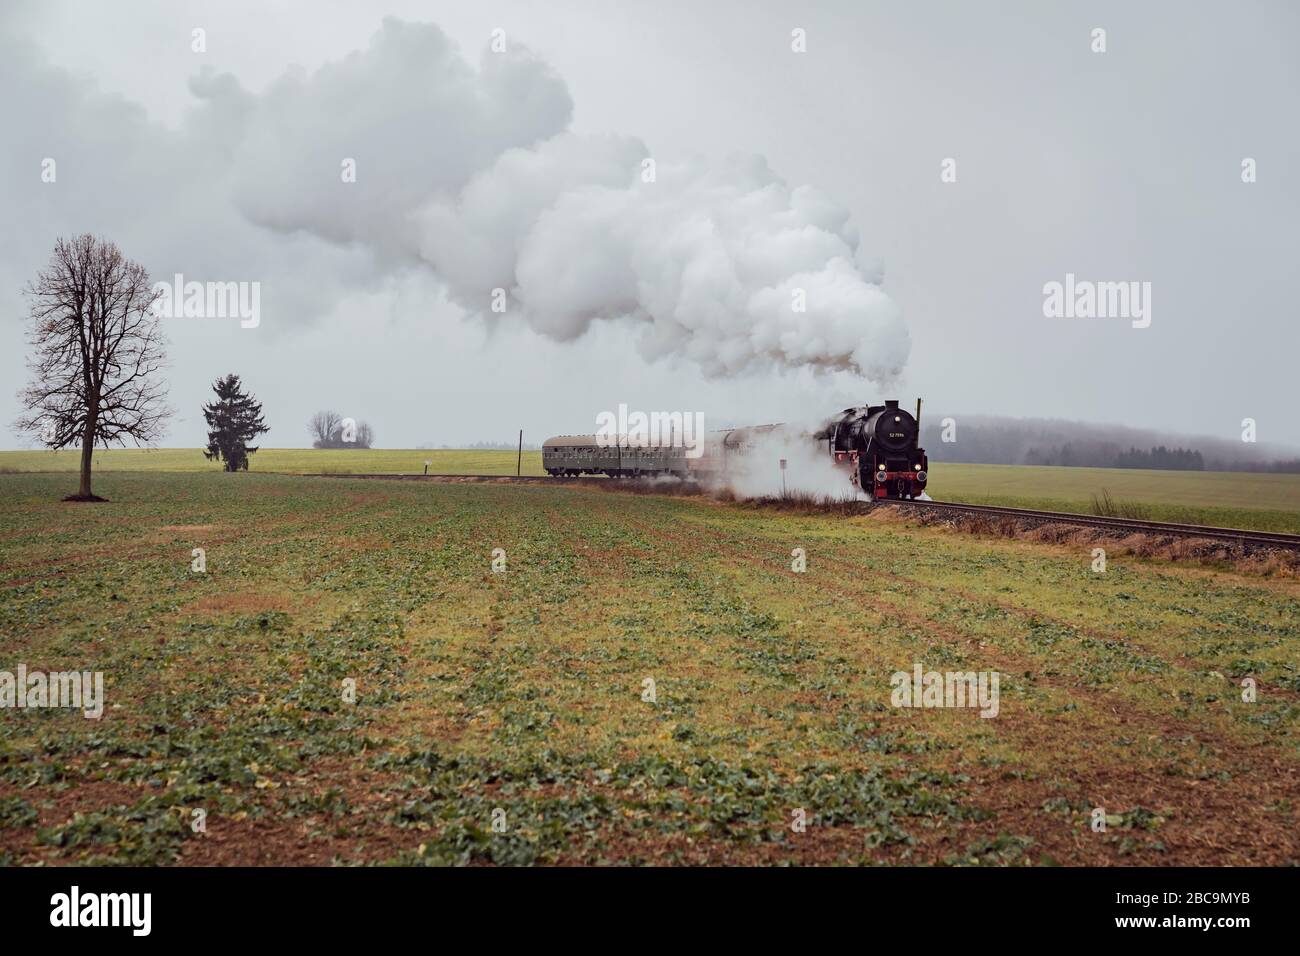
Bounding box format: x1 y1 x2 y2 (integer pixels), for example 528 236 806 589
914 464 921 470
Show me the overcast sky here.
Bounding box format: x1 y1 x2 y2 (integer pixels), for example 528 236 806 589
2 0 1297 450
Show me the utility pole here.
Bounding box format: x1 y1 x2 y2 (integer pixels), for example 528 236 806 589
517 429 523 476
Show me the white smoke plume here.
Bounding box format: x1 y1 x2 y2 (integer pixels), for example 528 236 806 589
718 423 865 500
202 19 909 382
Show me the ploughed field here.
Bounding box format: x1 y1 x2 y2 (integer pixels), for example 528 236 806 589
1 472 1297 865
3 448 1297 533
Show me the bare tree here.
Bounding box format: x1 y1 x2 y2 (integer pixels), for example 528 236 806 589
309 411 374 448
309 410 342 448
15 235 170 500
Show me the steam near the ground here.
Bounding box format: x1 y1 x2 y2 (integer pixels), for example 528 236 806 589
210 19 909 381
719 424 866 500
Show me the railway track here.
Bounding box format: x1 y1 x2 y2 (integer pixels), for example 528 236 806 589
305 472 606 484
885 498 1300 551
301 472 1300 551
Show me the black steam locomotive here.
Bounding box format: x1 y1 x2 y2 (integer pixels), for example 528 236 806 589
543 399 929 500
817 399 928 499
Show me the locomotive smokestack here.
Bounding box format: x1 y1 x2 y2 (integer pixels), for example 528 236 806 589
915 398 922 431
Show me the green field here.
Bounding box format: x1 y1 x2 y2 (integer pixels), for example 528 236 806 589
1 472 1297 865
0 447 547 477
930 462 1300 533
2 449 1296 532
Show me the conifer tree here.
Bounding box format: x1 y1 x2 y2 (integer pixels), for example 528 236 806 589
202 374 269 472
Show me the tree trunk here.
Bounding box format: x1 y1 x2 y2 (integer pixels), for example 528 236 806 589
78 418 95 498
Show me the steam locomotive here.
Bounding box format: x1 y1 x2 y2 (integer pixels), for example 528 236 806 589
817 399 929 498
542 399 928 499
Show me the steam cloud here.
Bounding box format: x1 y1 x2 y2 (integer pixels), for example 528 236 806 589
721 424 864 500
206 19 910 381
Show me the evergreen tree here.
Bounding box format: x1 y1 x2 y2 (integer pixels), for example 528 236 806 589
202 374 269 472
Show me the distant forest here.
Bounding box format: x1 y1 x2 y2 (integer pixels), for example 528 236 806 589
1027 445 1205 470
920 416 1300 473
1112 446 1203 470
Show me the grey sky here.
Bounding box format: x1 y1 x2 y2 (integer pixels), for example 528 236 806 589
2 0 1297 450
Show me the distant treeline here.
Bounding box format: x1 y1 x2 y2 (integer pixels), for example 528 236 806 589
1114 446 1204 470
921 417 1300 473
1023 443 1203 470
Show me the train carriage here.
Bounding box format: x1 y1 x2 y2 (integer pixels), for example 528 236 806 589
543 436 691 478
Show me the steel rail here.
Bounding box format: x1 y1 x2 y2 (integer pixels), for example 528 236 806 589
886 498 1300 550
